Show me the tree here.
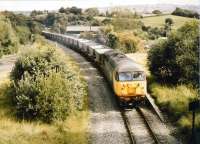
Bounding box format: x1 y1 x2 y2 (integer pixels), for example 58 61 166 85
165 18 174 25
59 7 65 13
152 10 162 15
164 18 174 35
148 20 199 86
69 7 82 15
45 13 67 33
84 8 99 17
30 10 43 17
172 7 199 19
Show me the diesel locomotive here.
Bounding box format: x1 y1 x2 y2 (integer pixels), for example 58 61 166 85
43 31 147 105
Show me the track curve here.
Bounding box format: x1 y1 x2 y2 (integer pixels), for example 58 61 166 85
47 39 179 144
53 41 131 144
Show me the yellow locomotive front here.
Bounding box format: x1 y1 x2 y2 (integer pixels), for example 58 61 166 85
113 70 147 104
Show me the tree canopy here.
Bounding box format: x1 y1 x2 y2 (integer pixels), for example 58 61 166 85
148 20 199 86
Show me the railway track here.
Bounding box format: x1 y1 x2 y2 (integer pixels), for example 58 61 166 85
121 107 158 144
47 37 178 144
120 105 178 144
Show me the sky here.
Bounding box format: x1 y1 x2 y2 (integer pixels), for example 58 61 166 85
0 0 199 11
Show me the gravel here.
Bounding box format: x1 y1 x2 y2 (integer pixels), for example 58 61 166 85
0 54 17 81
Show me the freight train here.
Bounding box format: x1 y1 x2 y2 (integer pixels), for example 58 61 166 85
43 31 147 106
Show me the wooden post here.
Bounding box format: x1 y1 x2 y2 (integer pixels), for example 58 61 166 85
189 100 199 144
191 110 196 144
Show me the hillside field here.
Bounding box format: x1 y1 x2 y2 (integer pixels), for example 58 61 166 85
141 14 197 29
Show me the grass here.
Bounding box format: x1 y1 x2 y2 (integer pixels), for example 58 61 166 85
149 82 200 142
141 14 198 29
0 43 89 144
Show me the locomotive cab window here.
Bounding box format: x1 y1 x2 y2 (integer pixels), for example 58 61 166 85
132 72 145 81
116 71 145 81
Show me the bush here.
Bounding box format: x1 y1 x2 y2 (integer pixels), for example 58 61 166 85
148 20 199 86
15 26 31 44
118 32 140 53
106 32 119 49
11 40 87 122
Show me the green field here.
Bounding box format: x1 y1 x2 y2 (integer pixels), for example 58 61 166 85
141 15 197 29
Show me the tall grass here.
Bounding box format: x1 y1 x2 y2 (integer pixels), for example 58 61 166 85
149 83 199 136
0 42 89 143
0 79 88 144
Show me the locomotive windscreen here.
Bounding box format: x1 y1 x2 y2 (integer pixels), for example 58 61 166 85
116 71 145 81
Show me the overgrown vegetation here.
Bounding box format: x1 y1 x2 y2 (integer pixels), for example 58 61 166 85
0 12 43 58
149 83 199 135
10 38 87 123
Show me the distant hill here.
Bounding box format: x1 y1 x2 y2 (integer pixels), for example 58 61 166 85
98 4 200 14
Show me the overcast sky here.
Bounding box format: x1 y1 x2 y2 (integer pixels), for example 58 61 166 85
0 0 199 11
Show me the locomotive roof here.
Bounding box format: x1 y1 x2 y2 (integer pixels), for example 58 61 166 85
104 50 144 72
95 48 112 54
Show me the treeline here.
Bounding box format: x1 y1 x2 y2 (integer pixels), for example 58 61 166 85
32 7 102 34
172 7 199 19
148 20 199 87
0 11 43 58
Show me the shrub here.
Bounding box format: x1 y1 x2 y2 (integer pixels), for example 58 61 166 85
118 32 140 53
11 40 87 122
106 32 119 49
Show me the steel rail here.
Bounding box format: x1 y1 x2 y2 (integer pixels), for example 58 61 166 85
136 107 160 144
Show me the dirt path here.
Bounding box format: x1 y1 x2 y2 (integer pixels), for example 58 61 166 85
54 42 131 144
0 55 17 81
